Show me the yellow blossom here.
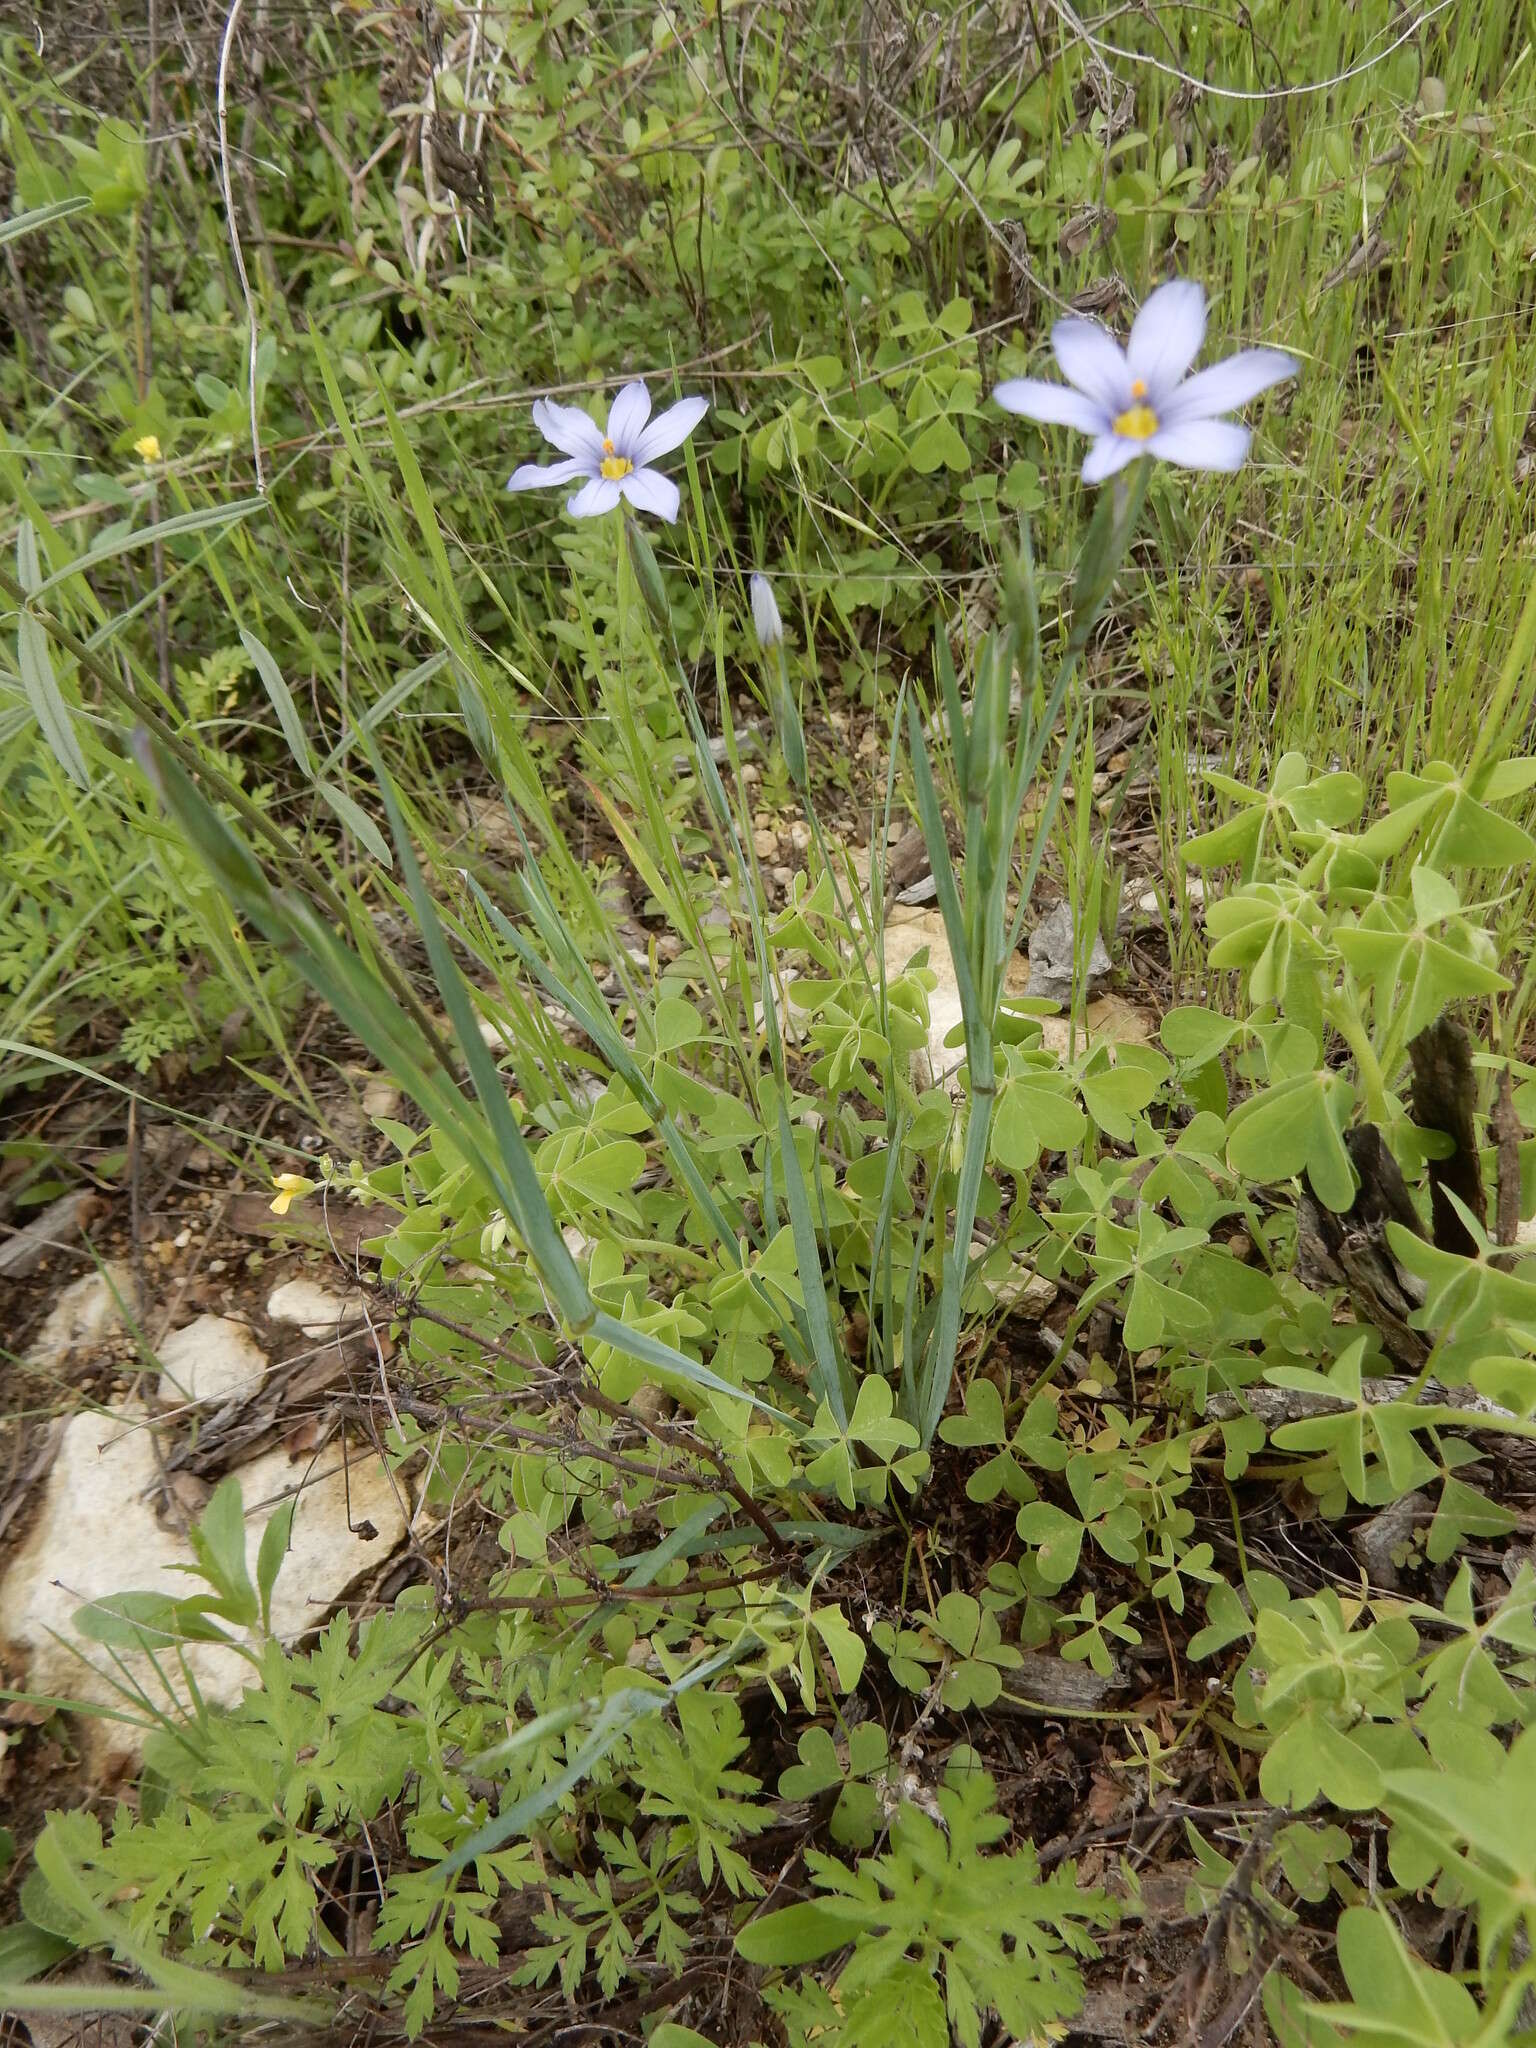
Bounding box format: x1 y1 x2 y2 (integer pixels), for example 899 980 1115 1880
133 433 163 464
269 1172 315 1216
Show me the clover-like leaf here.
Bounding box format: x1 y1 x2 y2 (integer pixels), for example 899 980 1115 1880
847 1373 918 1454
1260 1709 1384 1811
1225 1068 1356 1212
992 1065 1088 1174
1015 1501 1084 1589
1160 1005 1241 1066
938 1376 1007 1448
1373 760 1536 868
779 1727 844 1801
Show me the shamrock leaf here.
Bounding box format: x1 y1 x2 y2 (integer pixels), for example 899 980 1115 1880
1225 1068 1356 1211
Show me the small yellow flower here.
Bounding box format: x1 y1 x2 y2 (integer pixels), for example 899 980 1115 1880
269 1172 316 1216
133 433 163 464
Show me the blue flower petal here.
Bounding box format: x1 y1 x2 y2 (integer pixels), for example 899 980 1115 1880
506 457 587 492
1126 281 1207 401
567 476 624 517
618 466 680 522
1051 319 1131 413
633 395 708 467
1159 350 1297 426
531 399 605 460
605 381 652 455
1081 435 1145 485
1147 418 1252 471
992 378 1108 435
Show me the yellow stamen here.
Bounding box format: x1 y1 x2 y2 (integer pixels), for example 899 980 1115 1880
1113 401 1160 441
1130 378 1147 399
599 437 633 481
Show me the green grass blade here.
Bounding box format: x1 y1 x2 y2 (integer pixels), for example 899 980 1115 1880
15 522 87 789
434 1640 749 1882
0 193 90 244
776 1088 851 1428
360 731 594 1329
906 692 977 1021
32 498 267 598
239 626 314 777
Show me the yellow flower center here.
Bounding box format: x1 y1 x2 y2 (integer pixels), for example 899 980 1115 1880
599 436 633 481
1113 392 1160 440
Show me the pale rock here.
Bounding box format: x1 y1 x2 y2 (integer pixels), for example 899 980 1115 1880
884 908 964 1091
156 1315 268 1407
266 1276 363 1340
752 827 778 858
1037 994 1155 1059
460 793 520 853
28 1263 138 1371
968 1243 1058 1316
630 1383 676 1427
363 1076 401 1119
0 1404 405 1764
882 907 1030 1095
1136 874 1204 920
752 968 805 1046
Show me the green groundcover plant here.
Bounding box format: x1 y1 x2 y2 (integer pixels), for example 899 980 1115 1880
9 254 1536 2044
7 6 1536 2041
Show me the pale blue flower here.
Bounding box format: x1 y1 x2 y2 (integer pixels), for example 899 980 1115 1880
507 379 707 522
993 280 1296 484
749 573 783 648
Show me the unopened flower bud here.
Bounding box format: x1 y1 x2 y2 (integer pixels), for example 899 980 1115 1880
749 572 783 649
